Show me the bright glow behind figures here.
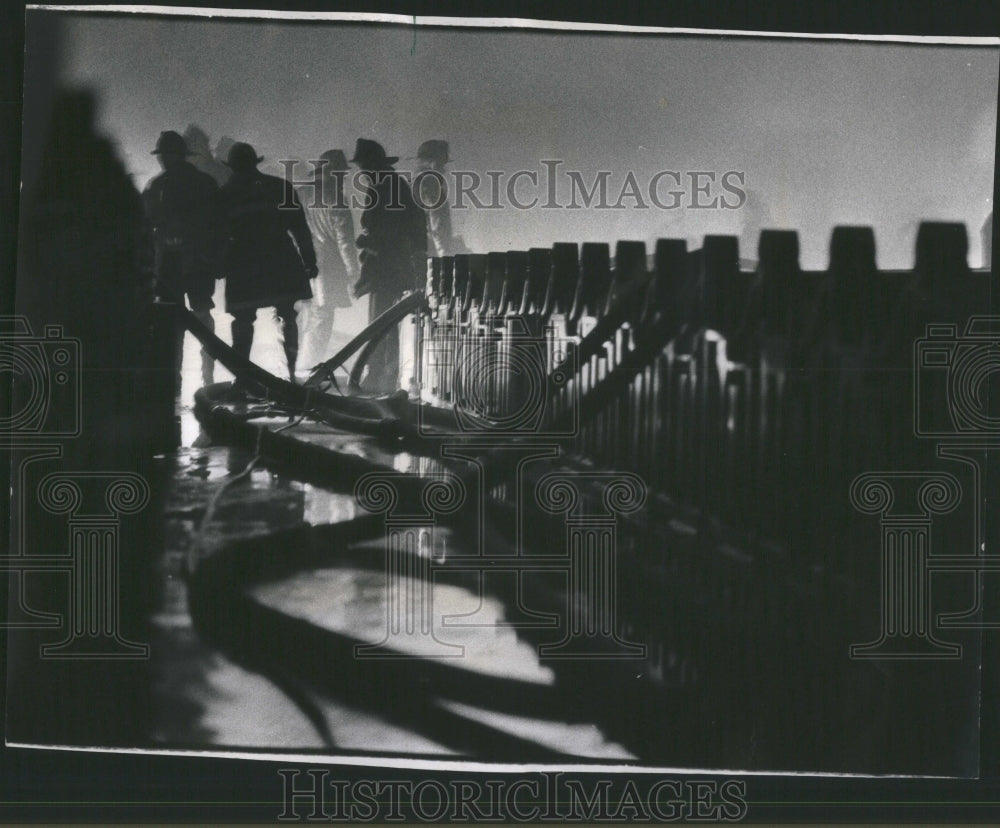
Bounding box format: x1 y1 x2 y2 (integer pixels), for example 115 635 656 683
43 11 997 269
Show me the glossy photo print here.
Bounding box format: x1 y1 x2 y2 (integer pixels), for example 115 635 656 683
4 4 1000 819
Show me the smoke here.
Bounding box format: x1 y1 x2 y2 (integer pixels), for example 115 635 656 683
44 13 998 269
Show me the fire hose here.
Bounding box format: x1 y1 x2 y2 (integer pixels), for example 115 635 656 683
168 270 678 467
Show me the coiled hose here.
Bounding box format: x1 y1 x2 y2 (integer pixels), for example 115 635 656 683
171 273 678 459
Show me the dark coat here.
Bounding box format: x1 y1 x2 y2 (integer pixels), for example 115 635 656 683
142 161 220 295
355 170 427 299
218 170 316 312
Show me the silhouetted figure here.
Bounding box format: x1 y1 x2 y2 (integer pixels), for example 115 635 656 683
142 129 220 391
183 124 232 186
217 142 316 383
351 138 427 390
12 87 157 747
213 135 236 184
298 149 359 368
414 139 465 257
20 88 154 445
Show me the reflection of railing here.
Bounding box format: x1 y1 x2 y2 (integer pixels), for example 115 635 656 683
403 221 991 768
185 219 991 770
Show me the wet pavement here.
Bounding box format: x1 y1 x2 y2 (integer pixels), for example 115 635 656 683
151 327 636 759
149 318 934 772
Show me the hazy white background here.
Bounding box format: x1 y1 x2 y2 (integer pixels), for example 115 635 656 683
47 15 997 269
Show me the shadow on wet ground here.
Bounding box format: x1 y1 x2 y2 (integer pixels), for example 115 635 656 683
153 416 640 761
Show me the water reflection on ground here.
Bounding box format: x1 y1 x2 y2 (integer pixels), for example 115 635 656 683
153 404 635 760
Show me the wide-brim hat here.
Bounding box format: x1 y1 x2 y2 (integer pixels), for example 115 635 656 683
151 130 193 156
317 149 349 173
224 142 265 170
350 138 398 168
415 139 450 164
